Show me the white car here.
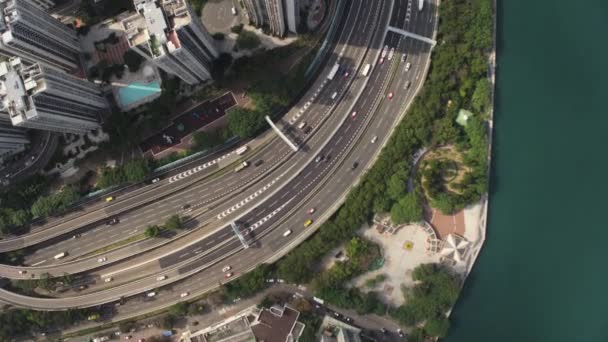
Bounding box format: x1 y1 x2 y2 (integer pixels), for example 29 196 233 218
222 266 232 272
104 277 113 283
98 257 107 263
371 136 378 143
147 292 156 297
157 275 167 281
405 62 411 71
283 230 292 237
180 292 189 298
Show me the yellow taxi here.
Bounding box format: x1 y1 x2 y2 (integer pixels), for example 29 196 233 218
105 196 114 202
304 219 313 227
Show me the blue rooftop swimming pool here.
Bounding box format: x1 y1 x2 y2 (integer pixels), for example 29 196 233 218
117 81 161 108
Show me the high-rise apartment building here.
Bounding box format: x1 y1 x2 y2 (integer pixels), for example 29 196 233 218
125 0 218 85
0 112 28 162
0 58 106 134
0 0 80 72
242 0 300 37
31 0 55 10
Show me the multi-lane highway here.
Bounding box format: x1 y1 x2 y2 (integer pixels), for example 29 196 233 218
0 0 438 316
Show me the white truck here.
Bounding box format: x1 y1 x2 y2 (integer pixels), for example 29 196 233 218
327 63 340 80
361 63 371 77
236 145 248 155
54 252 67 260
234 161 249 172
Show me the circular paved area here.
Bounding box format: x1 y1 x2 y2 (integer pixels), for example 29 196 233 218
202 0 241 33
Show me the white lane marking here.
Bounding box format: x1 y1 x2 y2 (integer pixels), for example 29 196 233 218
31 259 46 266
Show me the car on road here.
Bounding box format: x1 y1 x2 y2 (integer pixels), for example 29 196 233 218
157 275 167 281
315 155 324 163
352 161 359 169
387 92 394 100
104 277 113 283
98 257 107 263
405 62 411 71
147 292 156 297
351 111 357 119
225 272 233 278
304 219 313 227
181 204 191 210
18 270 26 275
343 70 350 77
106 217 119 226
124 335 132 340
371 136 378 143
105 196 114 202
254 160 264 167
304 126 312 134
397 329 405 337
180 292 189 298
401 54 407 62
283 230 292 237
378 57 384 65
222 266 232 272
231 6 237 15
72 234 81 239
381 328 387 334
151 177 160 184
308 207 316 214
404 80 411 89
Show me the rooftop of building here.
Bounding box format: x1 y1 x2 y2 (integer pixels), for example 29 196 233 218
0 58 46 123
250 305 301 342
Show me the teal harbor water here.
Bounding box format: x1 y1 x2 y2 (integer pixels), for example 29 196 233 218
445 0 608 340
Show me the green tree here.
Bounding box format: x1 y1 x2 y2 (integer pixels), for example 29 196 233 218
471 78 492 113
386 168 409 200
123 50 144 72
212 32 225 40
123 158 150 183
227 107 266 138
145 225 160 238
425 317 451 337
230 24 244 34
237 30 261 50
164 215 183 230
170 302 188 316
390 192 423 224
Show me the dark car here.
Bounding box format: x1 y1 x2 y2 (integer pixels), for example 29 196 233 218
181 204 191 210
254 160 264 167
304 126 312 134
351 161 359 169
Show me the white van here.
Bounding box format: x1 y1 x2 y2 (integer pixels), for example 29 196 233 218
231 7 237 15
157 275 167 281
104 277 113 283
54 252 67 260
331 92 337 99
147 292 156 297
283 230 292 237
297 121 307 129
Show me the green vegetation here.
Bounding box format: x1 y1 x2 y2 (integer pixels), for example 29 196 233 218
164 215 183 230
390 264 460 338
224 264 272 300
364 274 387 288
145 225 161 238
123 50 144 72
77 0 133 25
189 0 207 15
390 192 423 224
236 30 261 50
0 308 95 340
97 158 151 189
230 24 244 34
30 186 80 219
212 32 225 40
150 35 161 57
222 38 318 139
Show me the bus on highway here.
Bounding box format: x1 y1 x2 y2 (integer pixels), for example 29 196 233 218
236 146 248 155
361 63 371 77
327 63 340 80
54 252 67 260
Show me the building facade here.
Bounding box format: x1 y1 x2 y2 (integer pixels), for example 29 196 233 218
0 0 80 71
31 0 55 9
0 58 106 134
242 0 299 37
0 112 27 162
127 0 218 85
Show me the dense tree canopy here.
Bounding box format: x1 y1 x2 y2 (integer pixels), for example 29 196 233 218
390 192 423 224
